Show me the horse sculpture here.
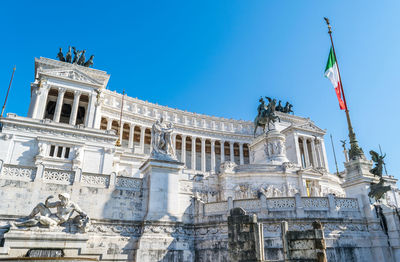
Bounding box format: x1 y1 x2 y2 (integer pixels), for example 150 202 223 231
253 97 281 137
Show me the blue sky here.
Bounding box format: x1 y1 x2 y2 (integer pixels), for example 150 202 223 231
1 1 399 179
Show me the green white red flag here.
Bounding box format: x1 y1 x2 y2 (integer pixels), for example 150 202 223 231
324 47 346 110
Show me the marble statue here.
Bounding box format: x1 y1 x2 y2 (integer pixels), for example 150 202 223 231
14 193 89 232
38 143 46 156
151 117 176 160
57 48 65 62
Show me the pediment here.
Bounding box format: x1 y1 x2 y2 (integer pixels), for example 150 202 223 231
283 120 326 135
298 166 327 176
40 68 103 86
296 121 326 134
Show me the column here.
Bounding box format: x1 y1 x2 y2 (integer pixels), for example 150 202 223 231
69 90 82 125
106 118 112 130
85 92 97 127
30 86 43 119
35 83 50 119
229 141 234 163
201 138 206 172
315 140 323 168
128 124 134 149
221 140 225 163
310 138 318 167
53 87 66 122
181 135 187 164
239 143 244 165
294 134 302 166
320 138 329 170
191 137 196 170
140 126 146 154
302 137 310 167
211 140 216 173
172 134 177 152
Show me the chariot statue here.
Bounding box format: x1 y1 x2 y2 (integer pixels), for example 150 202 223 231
57 47 95 67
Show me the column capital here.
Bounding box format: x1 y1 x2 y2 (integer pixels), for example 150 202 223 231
74 90 82 96
58 87 67 94
182 134 187 139
211 139 216 144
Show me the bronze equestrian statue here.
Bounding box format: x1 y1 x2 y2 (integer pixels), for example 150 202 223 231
253 97 281 137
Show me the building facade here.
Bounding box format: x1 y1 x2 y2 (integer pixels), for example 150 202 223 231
0 57 400 261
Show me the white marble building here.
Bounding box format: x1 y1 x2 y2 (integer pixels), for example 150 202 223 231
0 57 400 261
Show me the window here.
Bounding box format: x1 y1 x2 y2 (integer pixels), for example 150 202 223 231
49 145 55 157
48 145 70 159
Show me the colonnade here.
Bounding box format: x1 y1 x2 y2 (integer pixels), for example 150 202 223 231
297 136 325 169
41 87 93 126
100 117 250 173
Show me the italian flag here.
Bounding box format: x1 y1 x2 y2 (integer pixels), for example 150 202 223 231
324 47 347 110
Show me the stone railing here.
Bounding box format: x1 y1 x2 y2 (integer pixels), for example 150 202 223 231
43 169 75 185
267 197 296 211
199 194 362 220
0 164 36 182
204 201 228 215
233 199 261 212
115 176 142 191
0 164 142 191
81 172 110 188
335 197 359 211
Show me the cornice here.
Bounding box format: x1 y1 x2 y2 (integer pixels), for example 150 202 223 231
1 115 116 144
35 57 110 88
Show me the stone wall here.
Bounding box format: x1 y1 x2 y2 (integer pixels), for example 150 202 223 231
0 164 144 221
227 208 264 262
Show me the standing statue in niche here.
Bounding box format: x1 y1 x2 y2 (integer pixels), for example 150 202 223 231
151 117 176 160
368 150 391 201
14 193 90 232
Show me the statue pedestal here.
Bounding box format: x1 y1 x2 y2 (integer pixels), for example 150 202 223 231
342 158 377 198
140 158 184 222
136 158 193 262
249 129 288 165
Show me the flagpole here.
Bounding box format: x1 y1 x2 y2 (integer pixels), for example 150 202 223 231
1 66 16 118
330 134 340 176
115 90 125 147
324 18 364 160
